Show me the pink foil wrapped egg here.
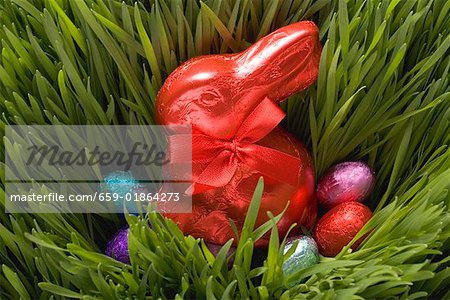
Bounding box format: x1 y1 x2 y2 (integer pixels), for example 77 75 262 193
316 161 375 209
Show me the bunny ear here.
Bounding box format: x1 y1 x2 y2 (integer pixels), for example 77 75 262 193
235 21 322 102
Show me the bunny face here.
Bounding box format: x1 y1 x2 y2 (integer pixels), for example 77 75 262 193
157 54 246 139
157 21 321 139
156 21 321 246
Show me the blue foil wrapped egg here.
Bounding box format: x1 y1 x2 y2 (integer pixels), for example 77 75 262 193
101 171 145 213
282 236 319 277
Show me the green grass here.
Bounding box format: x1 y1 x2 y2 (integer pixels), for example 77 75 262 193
0 0 449 299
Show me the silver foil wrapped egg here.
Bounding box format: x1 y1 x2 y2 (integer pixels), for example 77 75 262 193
282 236 319 277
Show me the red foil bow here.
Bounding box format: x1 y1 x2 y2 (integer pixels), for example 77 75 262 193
168 98 301 194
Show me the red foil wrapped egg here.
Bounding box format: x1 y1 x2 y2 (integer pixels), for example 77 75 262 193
313 202 372 257
316 161 375 209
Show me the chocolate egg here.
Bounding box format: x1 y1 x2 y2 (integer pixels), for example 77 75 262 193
317 161 375 209
102 171 141 195
282 236 319 277
205 242 236 267
105 226 130 264
313 202 372 257
101 171 145 213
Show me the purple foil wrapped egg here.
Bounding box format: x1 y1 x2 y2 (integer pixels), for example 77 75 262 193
205 242 236 267
105 226 130 264
317 161 375 209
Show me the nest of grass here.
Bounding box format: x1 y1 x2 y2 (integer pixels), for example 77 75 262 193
0 0 449 299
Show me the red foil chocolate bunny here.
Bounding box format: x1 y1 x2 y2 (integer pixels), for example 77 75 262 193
156 21 322 246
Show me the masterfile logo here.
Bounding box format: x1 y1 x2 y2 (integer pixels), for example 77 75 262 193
5 125 192 214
